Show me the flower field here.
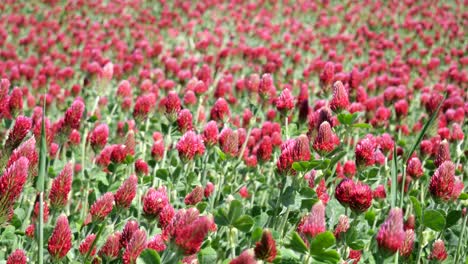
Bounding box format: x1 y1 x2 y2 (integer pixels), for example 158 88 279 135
0 0 467 263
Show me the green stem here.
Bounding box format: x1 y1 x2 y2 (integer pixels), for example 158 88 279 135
38 192 44 264
454 214 467 263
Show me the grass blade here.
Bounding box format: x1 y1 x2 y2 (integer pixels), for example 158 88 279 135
37 106 47 264
390 143 398 208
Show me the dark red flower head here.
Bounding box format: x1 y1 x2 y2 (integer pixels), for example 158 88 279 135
89 192 114 222
7 249 27 264
49 163 73 209
184 186 204 205
5 115 32 152
114 174 138 209
429 161 455 202
48 214 72 259
254 229 277 262
376 208 405 255
330 81 349 112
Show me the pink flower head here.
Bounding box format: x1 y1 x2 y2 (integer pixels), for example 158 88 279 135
164 91 181 122
147 234 166 252
355 138 375 169
120 220 139 249
334 215 350 239
63 99 85 131
99 232 122 260
230 249 256 264
133 93 156 121
122 229 147 264
254 229 277 262
7 249 27 264
202 121 219 146
89 192 114 222
335 178 355 207
257 136 273 162
399 229 415 258
0 157 29 224
143 187 169 218
177 109 193 133
5 115 32 152
8 87 23 116
135 159 149 176
89 123 109 152
49 163 73 209
79 234 97 256
429 239 448 261
176 131 205 161
373 184 387 200
164 208 216 255
277 135 311 175
434 140 451 168
349 182 372 213
406 157 424 178
319 61 335 90
115 174 138 209
313 121 336 155
151 139 165 161
376 208 405 254
204 182 215 198
210 98 230 123
330 81 349 112
219 128 239 157
395 99 409 118
48 214 72 259
429 161 455 202
276 88 295 114
297 201 326 240
239 186 250 198
259 73 275 99
184 186 204 205
7 136 38 177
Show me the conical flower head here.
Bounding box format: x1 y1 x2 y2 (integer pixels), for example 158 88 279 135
89 192 114 222
48 214 72 259
297 201 326 240
330 81 349 112
63 99 85 131
79 234 97 256
429 239 448 261
319 61 334 90
210 98 230 123
89 124 109 152
114 174 138 209
429 161 455 202
254 229 277 262
355 138 375 168
99 232 121 260
176 131 205 161
133 94 156 121
219 127 239 157
406 157 423 178
143 187 169 218
147 234 166 252
276 88 295 114
7 249 27 264
49 163 73 210
259 73 275 99
7 136 38 177
376 208 405 255
399 229 415 258
349 182 372 213
313 121 336 154
122 229 147 264
0 157 29 224
202 121 218 146
335 179 355 207
434 140 451 167
334 215 350 239
164 208 216 255
257 136 273 162
120 220 139 249
177 109 193 133
184 186 204 205
5 115 32 152
163 92 181 122
230 249 256 264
